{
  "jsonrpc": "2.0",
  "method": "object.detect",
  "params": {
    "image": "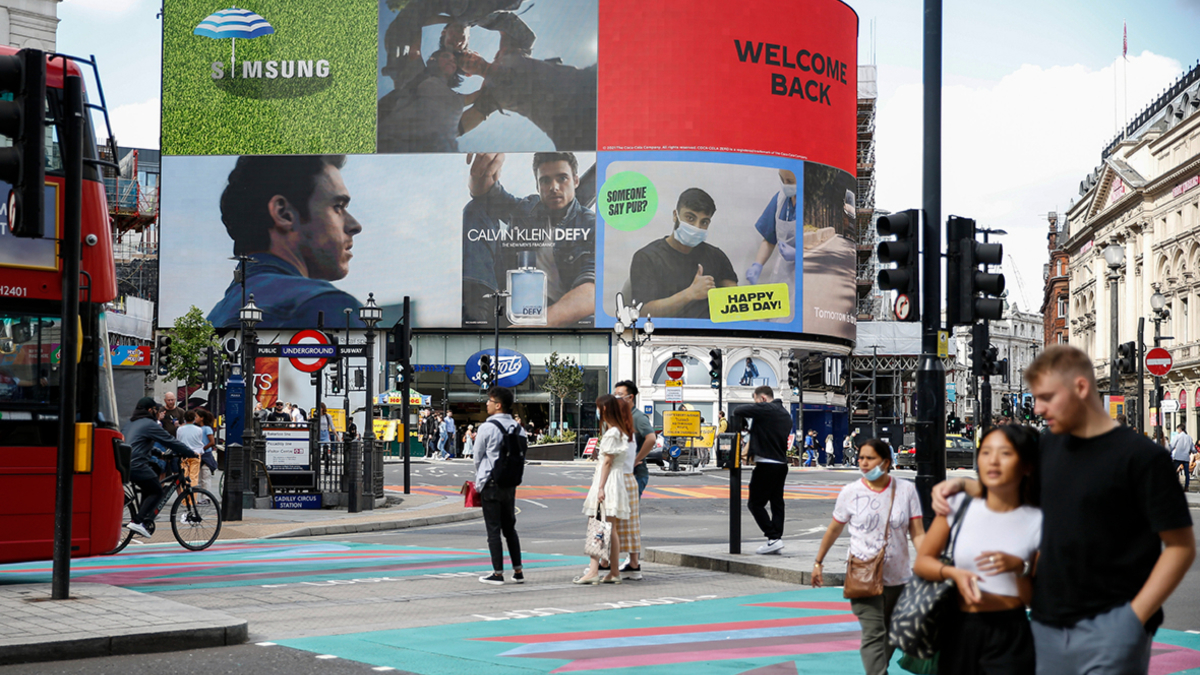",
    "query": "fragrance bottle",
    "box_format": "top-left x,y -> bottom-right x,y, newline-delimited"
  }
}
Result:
507,251 -> 548,325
